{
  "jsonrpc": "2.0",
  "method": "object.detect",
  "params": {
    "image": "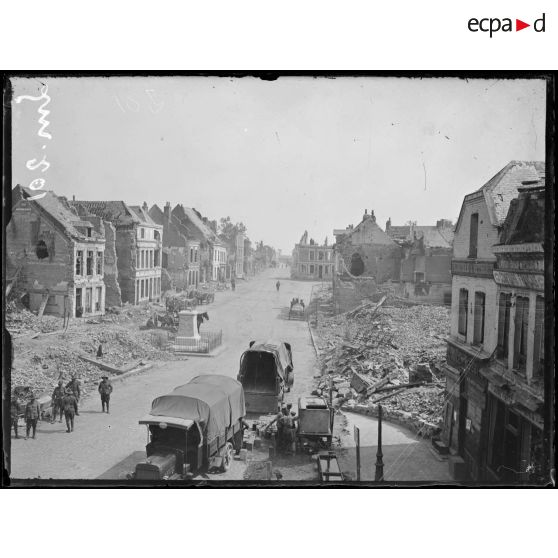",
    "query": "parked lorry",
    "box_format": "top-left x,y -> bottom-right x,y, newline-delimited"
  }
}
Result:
296,397 -> 334,452
237,340 -> 293,414
132,374 -> 246,480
